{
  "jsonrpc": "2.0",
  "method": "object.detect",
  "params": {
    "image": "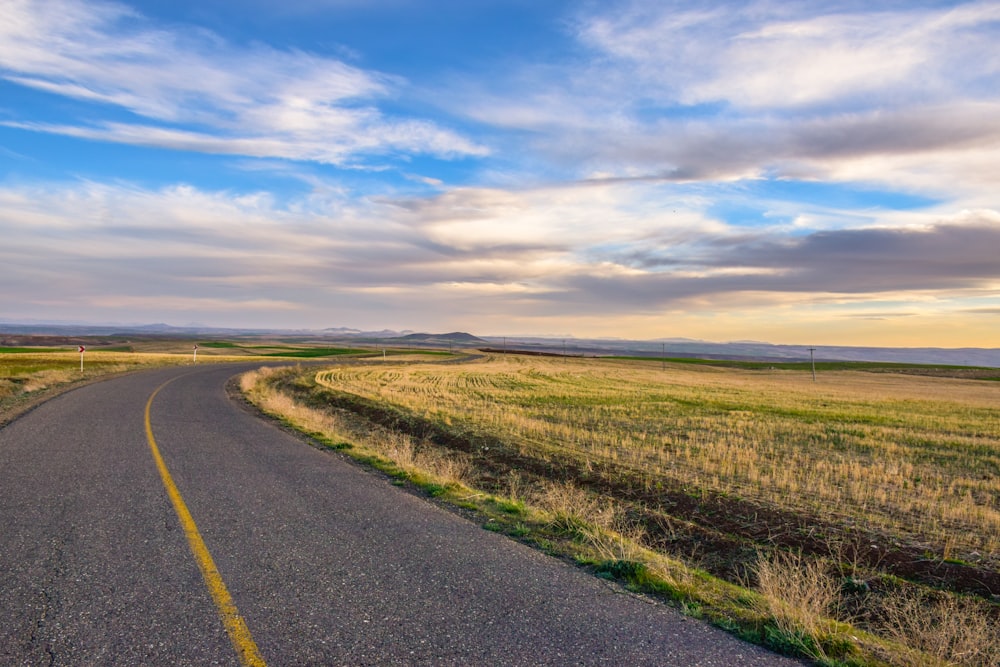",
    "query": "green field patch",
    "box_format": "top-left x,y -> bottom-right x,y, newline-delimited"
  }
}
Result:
0,347 -> 67,354
609,357 -> 1000,384
199,341 -> 240,348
